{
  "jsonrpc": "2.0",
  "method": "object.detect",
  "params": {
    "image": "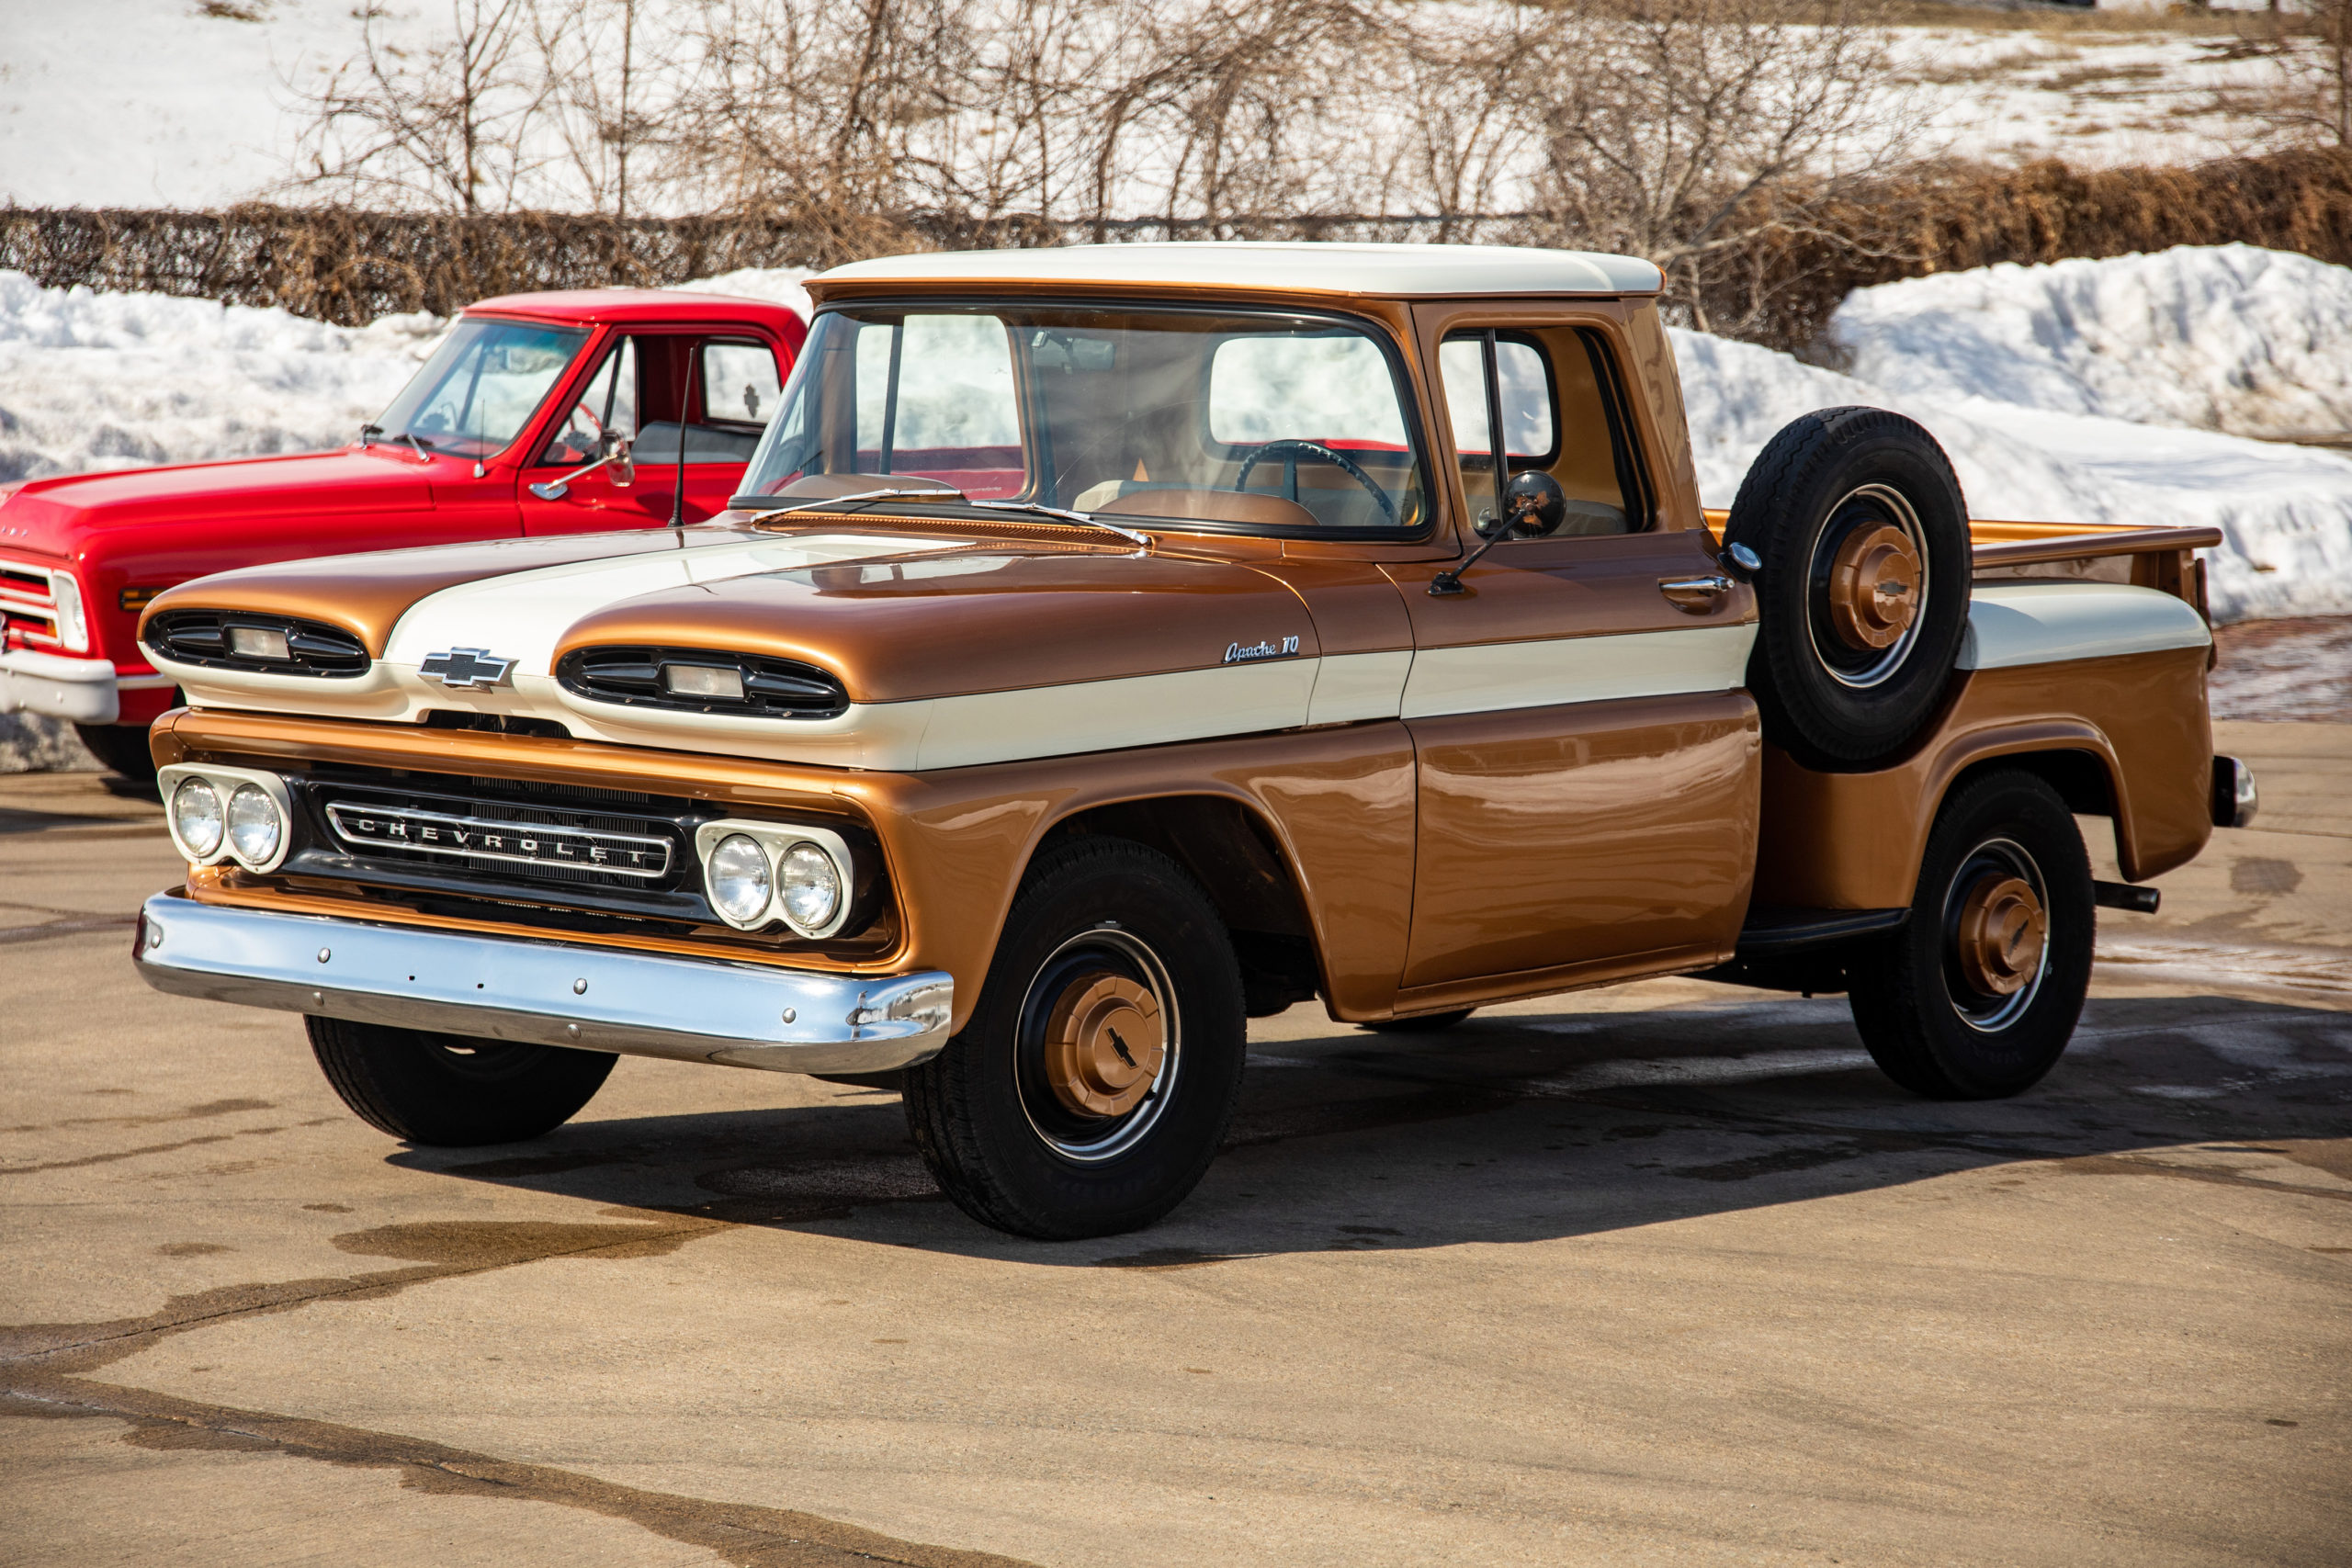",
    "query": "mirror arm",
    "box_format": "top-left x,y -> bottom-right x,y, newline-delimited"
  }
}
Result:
526,439 -> 631,502
1429,518 -> 1514,596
